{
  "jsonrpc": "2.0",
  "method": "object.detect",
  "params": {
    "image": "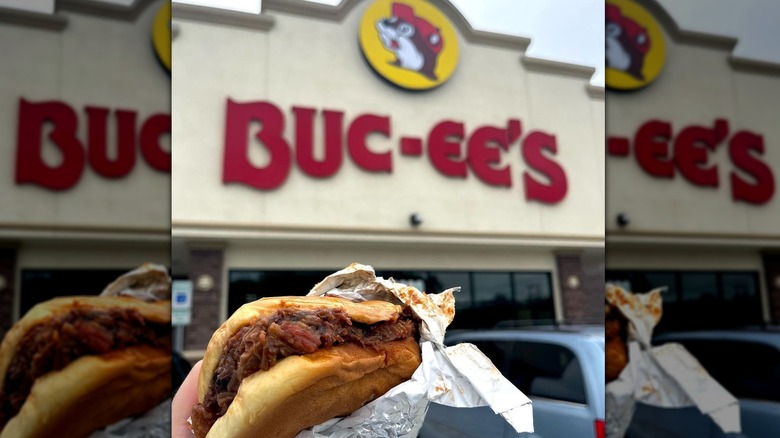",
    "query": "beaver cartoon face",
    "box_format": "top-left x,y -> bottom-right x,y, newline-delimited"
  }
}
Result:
606,4 -> 650,80
376,3 -> 443,80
